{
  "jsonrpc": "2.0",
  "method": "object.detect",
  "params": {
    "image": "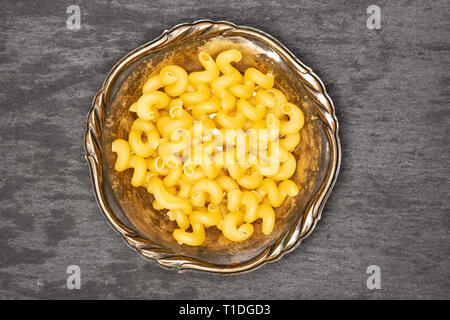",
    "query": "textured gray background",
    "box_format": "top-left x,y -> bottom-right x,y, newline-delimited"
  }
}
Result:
0,0 -> 449,299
